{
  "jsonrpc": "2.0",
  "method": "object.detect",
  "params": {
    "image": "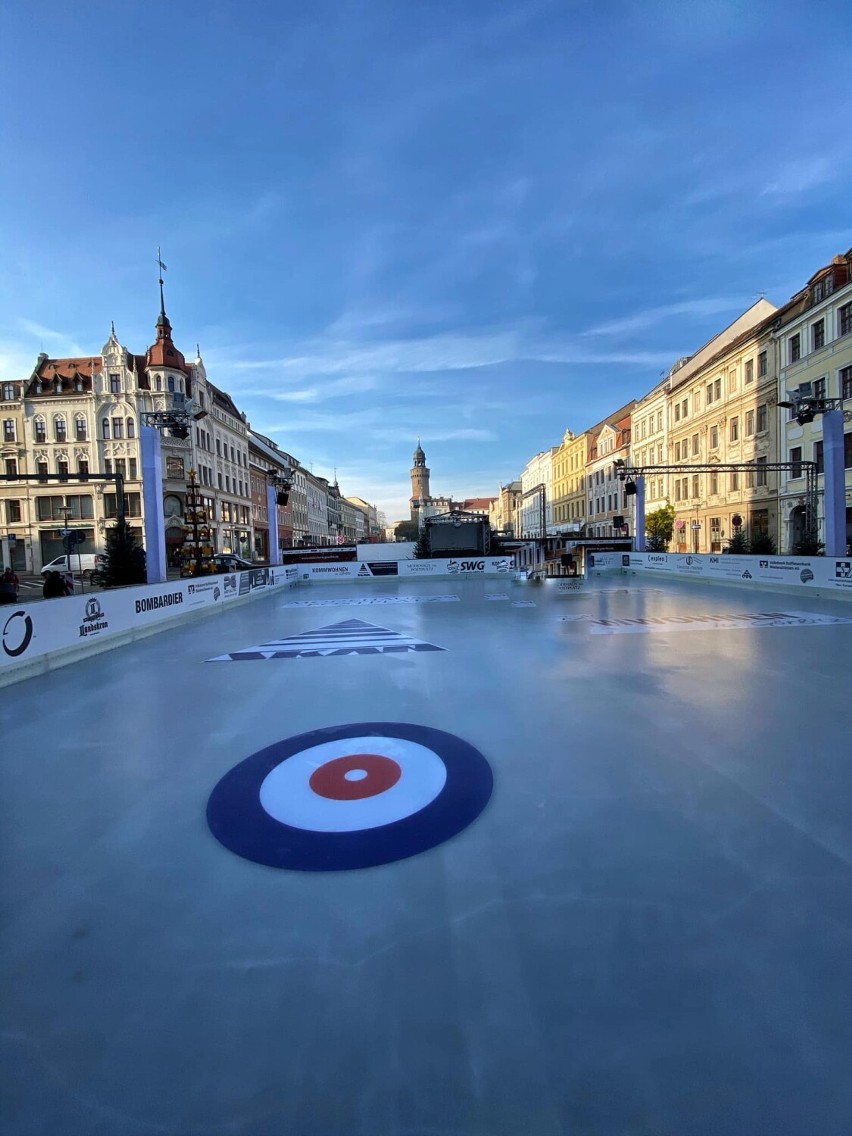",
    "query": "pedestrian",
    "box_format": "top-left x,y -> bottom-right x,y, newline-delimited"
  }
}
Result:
0,567 -> 18,604
43,571 -> 67,599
